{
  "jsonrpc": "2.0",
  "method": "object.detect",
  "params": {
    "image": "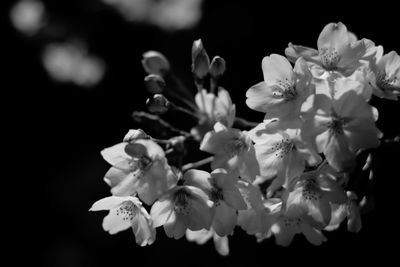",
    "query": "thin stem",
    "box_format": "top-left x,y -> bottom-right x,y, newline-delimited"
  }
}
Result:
182,156 -> 214,172
171,104 -> 201,120
233,117 -> 259,129
132,111 -> 191,137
